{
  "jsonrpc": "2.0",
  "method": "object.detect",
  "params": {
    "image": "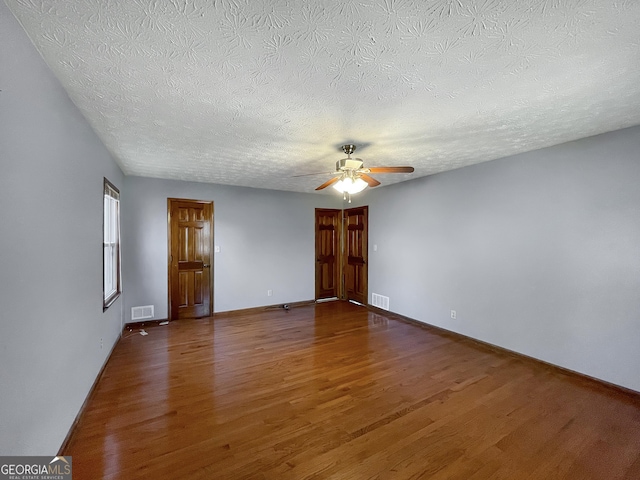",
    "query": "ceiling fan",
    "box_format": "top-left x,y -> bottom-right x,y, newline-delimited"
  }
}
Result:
298,144 -> 415,201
